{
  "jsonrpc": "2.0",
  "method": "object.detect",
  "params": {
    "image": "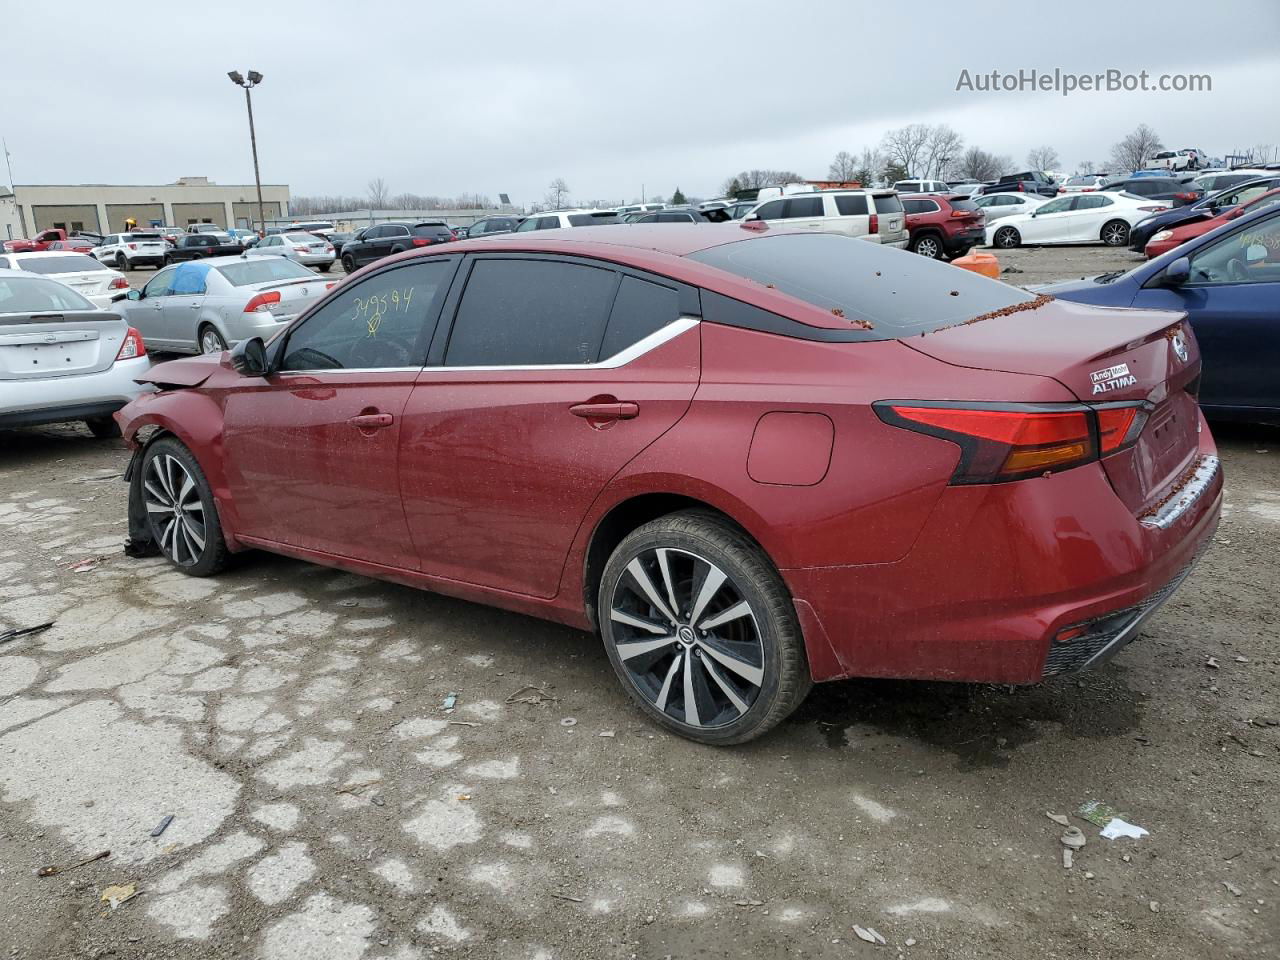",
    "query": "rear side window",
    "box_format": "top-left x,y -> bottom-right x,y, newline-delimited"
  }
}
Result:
834,195 -> 869,216
599,276 -> 680,359
783,197 -> 824,218
280,260 -> 453,371
446,259 -> 617,366
689,233 -> 1034,341
872,194 -> 904,214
